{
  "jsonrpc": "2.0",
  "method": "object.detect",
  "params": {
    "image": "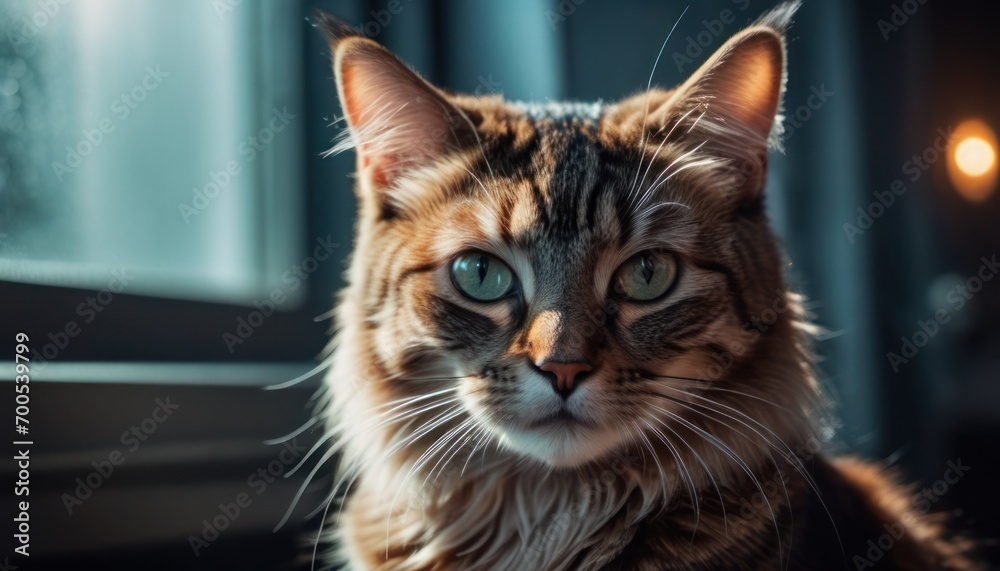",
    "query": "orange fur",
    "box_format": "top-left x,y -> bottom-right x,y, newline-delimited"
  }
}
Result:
310,4 -> 979,569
